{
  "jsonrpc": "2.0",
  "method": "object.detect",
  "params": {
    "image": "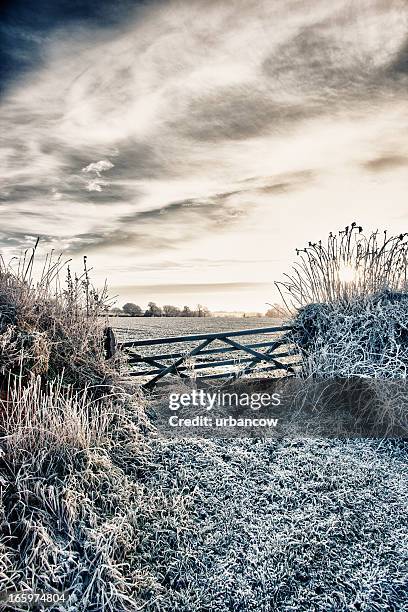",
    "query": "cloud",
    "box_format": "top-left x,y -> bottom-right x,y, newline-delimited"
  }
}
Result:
82,159 -> 114,174
389,38 -> 408,76
62,169 -> 315,255
170,86 -> 311,142
363,155 -> 408,172
66,190 -> 248,254
112,281 -> 271,296
81,160 -> 114,191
